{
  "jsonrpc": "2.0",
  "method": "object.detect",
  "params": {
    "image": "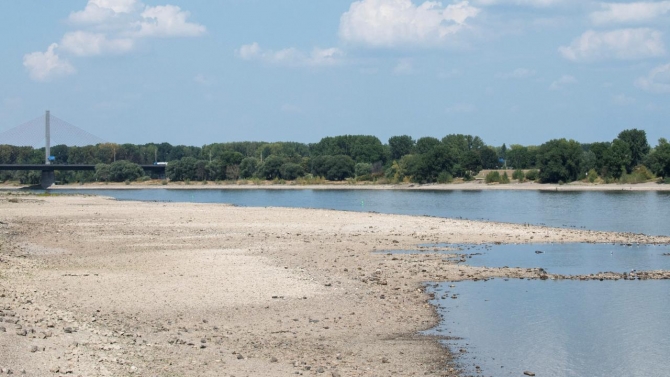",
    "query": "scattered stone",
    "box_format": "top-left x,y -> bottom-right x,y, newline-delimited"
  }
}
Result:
16,329 -> 26,336
331,372 -> 341,377
381,357 -> 389,363
270,357 -> 278,363
236,354 -> 244,360
316,367 -> 325,373
524,371 -> 536,376
0,326 -> 5,332
30,345 -> 39,353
